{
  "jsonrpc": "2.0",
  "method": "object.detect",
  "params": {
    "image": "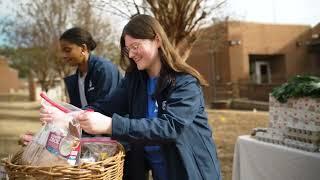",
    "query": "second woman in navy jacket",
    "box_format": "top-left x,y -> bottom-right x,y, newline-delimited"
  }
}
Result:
60,27 -> 122,109
21,28 -> 122,144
